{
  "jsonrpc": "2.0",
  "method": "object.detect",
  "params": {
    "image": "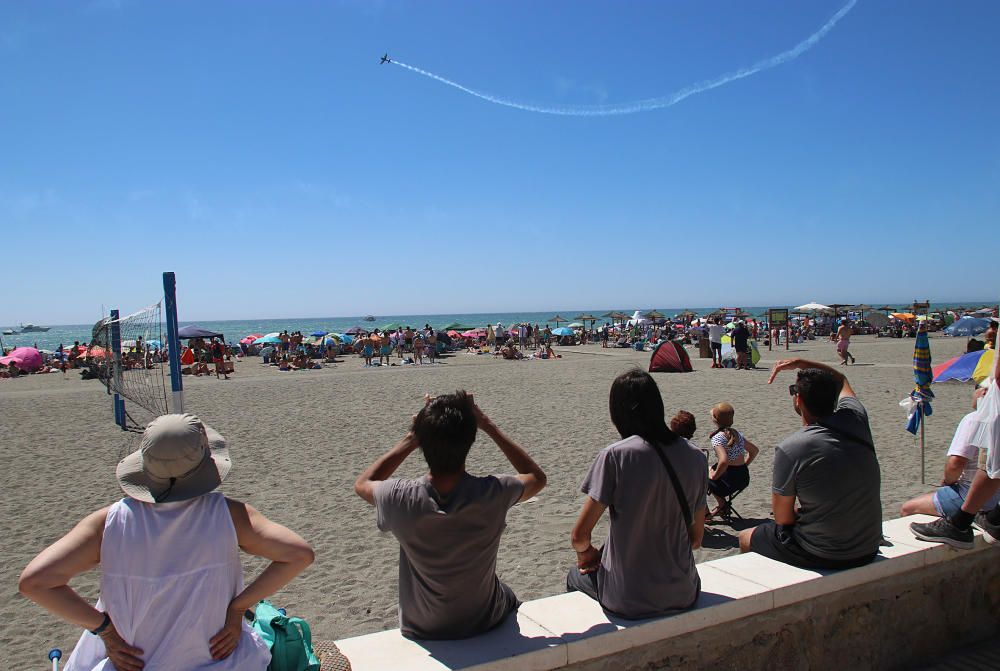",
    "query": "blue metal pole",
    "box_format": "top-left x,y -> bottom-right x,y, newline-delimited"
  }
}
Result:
110,309 -> 125,430
163,272 -> 184,413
